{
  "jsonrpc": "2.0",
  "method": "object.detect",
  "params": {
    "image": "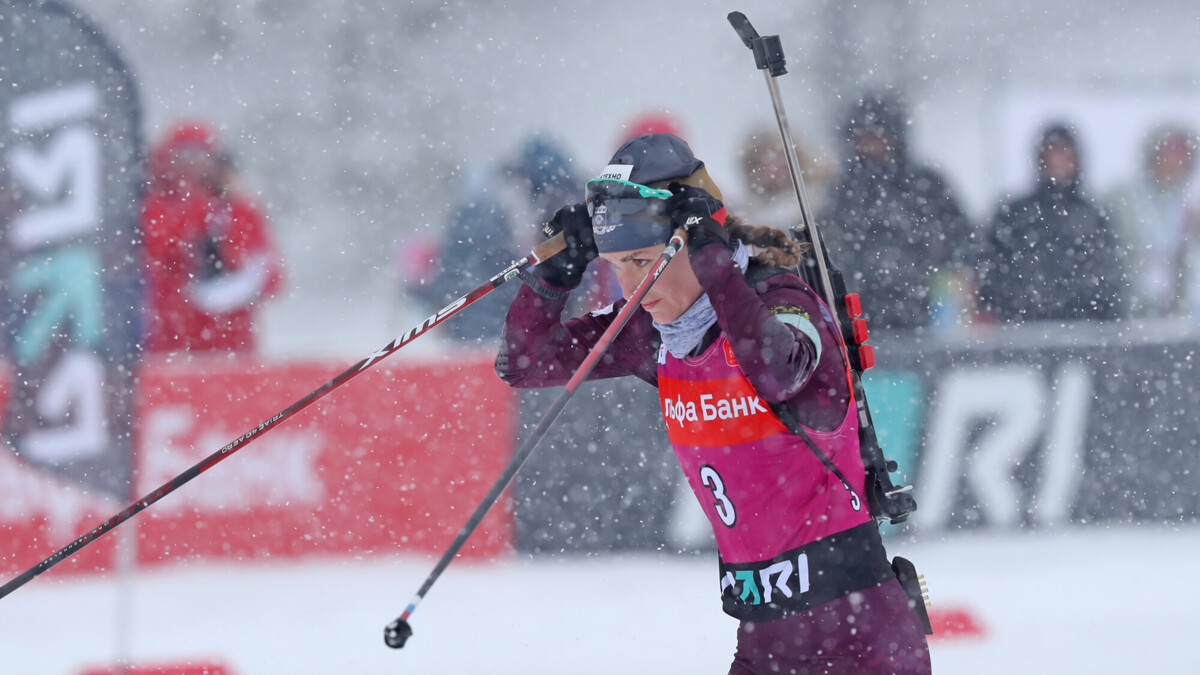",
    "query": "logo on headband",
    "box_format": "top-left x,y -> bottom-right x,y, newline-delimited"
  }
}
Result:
596,164 -> 634,181
592,204 -> 619,235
